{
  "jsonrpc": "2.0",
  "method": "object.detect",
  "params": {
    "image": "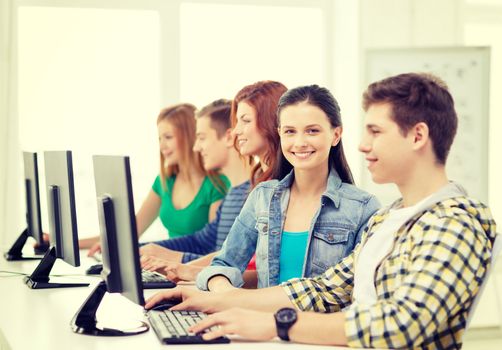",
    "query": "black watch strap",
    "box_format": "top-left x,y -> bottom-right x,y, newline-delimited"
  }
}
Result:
277,325 -> 290,341
274,307 -> 298,341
